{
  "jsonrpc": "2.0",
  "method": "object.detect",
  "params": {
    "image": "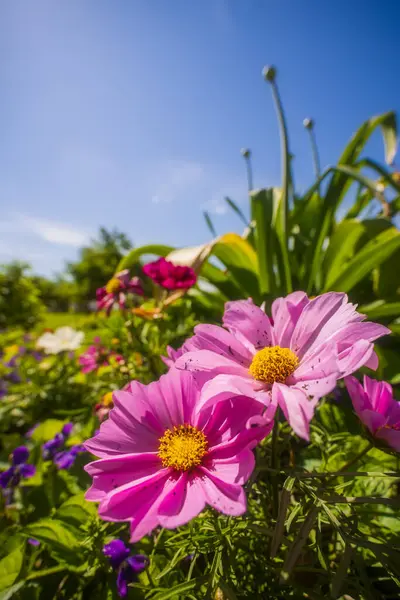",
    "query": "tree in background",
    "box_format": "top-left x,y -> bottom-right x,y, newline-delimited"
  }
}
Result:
66,228 -> 132,310
0,262 -> 45,330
